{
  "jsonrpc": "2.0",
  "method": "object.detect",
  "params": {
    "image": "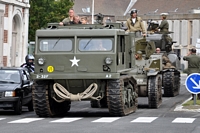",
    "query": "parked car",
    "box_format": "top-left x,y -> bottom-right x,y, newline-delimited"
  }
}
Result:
0,67 -> 33,114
